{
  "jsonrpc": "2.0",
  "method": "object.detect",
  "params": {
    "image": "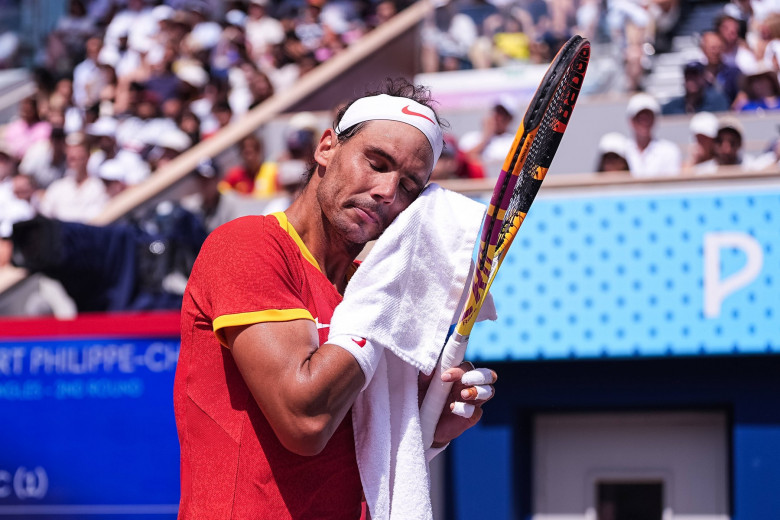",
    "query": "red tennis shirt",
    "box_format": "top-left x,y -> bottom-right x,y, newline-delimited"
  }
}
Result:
174,213 -> 363,519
